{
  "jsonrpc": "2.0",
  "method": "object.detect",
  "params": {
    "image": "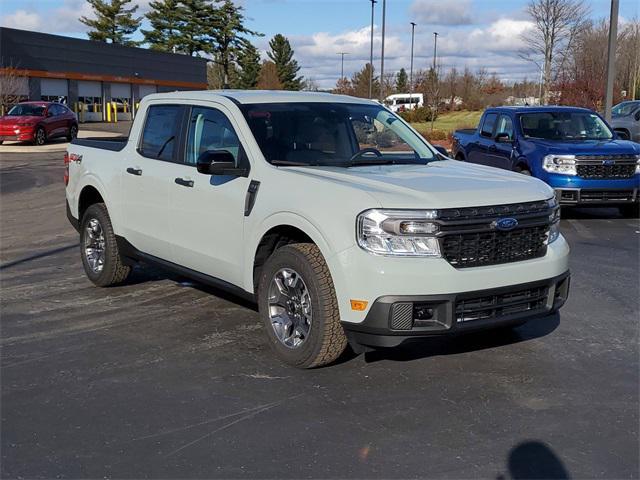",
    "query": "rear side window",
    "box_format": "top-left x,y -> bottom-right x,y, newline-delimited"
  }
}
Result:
140,105 -> 181,161
481,113 -> 497,137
